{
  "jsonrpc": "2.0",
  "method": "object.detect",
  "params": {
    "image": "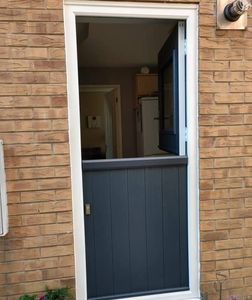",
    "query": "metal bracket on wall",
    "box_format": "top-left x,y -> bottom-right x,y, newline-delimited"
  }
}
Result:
217,0 -> 247,29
